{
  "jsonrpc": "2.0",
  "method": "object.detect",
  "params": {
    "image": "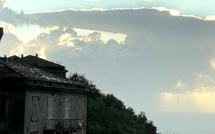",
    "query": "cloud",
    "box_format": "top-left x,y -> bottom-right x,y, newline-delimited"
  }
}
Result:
0,0 -> 6,8
152,7 -> 180,16
210,59 -> 215,70
65,28 -> 77,37
37,46 -> 46,59
2,6 -> 215,114
175,81 -> 187,90
57,33 -> 76,47
5,28 -> 136,60
205,16 -> 215,21
0,7 -> 25,26
160,87 -> 215,113
9,43 -> 24,55
1,31 -> 23,56
160,73 -> 215,113
87,32 -> 102,43
42,26 -> 59,34
2,7 -> 215,51
125,33 -> 147,50
21,8 -> 215,55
